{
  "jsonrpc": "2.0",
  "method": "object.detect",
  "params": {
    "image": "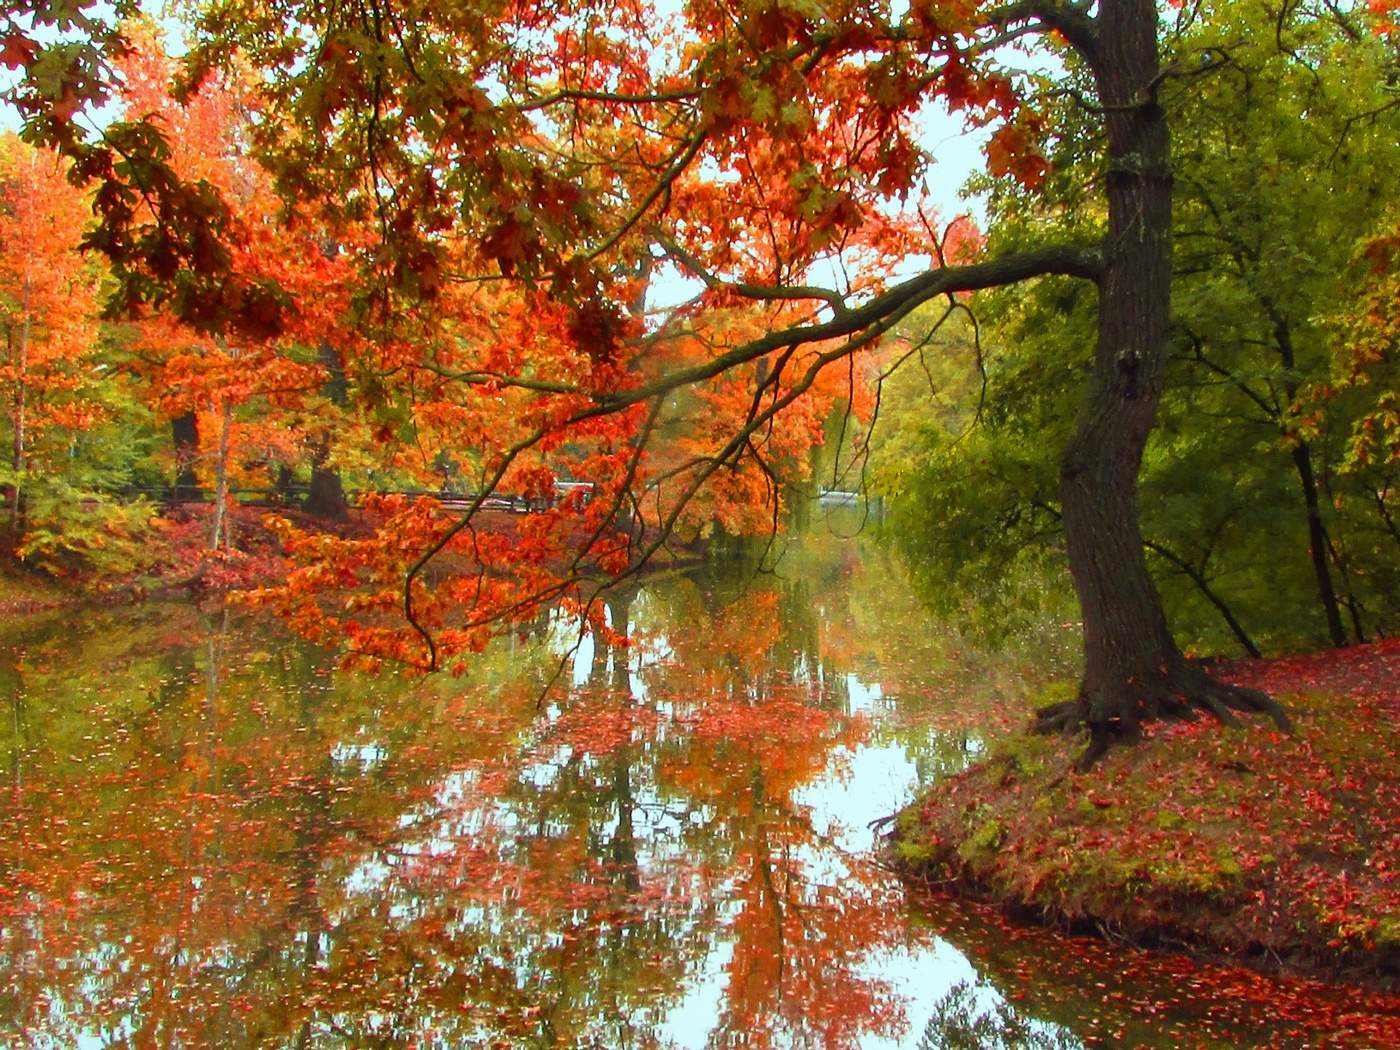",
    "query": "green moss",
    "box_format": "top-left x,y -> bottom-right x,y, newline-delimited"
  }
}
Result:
1074,797 -> 1102,820
891,806 -> 940,866
959,817 -> 1005,862
1212,847 -> 1244,880
1029,679 -> 1078,709
1375,916 -> 1400,947
988,733 -> 1057,779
